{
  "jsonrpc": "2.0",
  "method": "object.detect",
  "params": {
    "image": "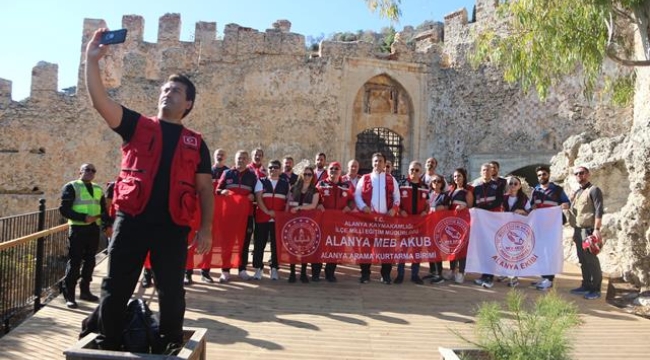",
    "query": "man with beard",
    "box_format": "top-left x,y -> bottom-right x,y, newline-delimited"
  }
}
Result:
217,150 -> 258,282
343,159 -> 361,187
355,152 -> 400,284
314,152 -> 328,182
569,166 -> 604,300
530,165 -> 570,291
316,161 -> 355,282
422,157 -> 439,187
85,28 -> 213,351
280,156 -> 298,186
248,148 -> 267,179
211,149 -> 229,184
